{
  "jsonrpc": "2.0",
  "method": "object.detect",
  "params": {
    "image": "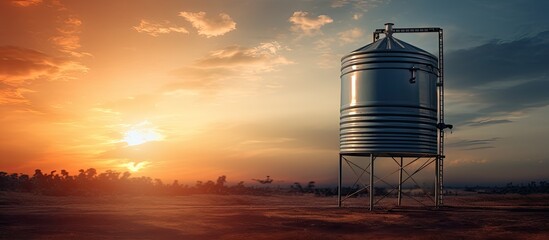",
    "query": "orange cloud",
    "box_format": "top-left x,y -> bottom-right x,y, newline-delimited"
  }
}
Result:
170,41 -> 292,91
288,11 -> 333,35
51,17 -> 81,50
0,46 -> 87,104
133,19 -> 189,37
1,46 -> 64,85
179,11 -> 236,38
6,0 -> 89,58
0,85 -> 33,105
10,0 -> 42,7
51,16 -> 90,57
194,42 -> 292,70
